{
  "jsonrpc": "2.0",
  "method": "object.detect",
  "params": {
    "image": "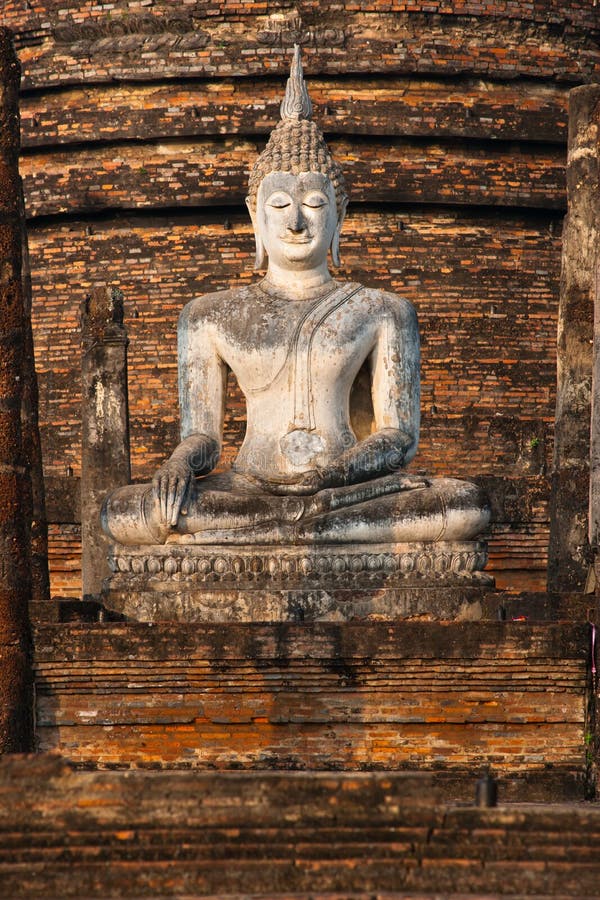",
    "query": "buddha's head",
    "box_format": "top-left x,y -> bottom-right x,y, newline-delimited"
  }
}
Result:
246,46 -> 348,271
